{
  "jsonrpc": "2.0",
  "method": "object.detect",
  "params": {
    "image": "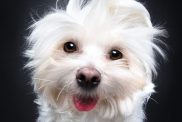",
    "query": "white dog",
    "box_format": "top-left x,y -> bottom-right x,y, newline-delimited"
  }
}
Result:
25,0 -> 165,122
